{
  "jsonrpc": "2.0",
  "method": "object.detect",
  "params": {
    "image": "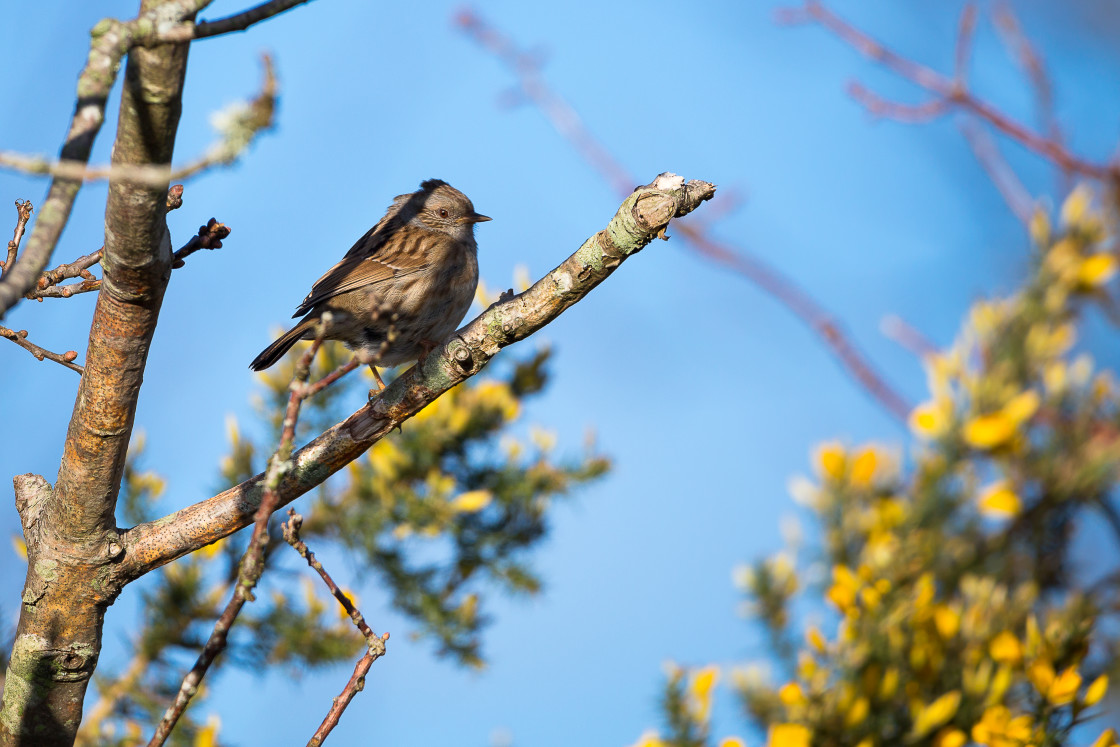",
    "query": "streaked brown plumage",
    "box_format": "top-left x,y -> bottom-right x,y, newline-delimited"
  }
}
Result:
250,179 -> 489,377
